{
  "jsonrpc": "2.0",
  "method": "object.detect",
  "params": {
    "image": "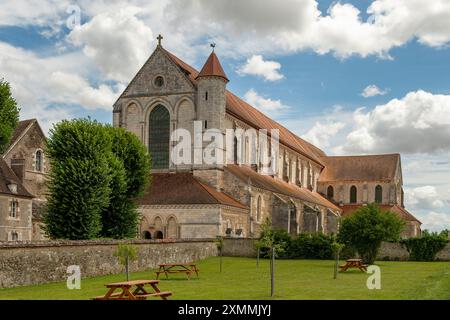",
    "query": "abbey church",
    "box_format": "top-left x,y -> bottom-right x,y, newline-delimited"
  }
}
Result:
112,38 -> 421,240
